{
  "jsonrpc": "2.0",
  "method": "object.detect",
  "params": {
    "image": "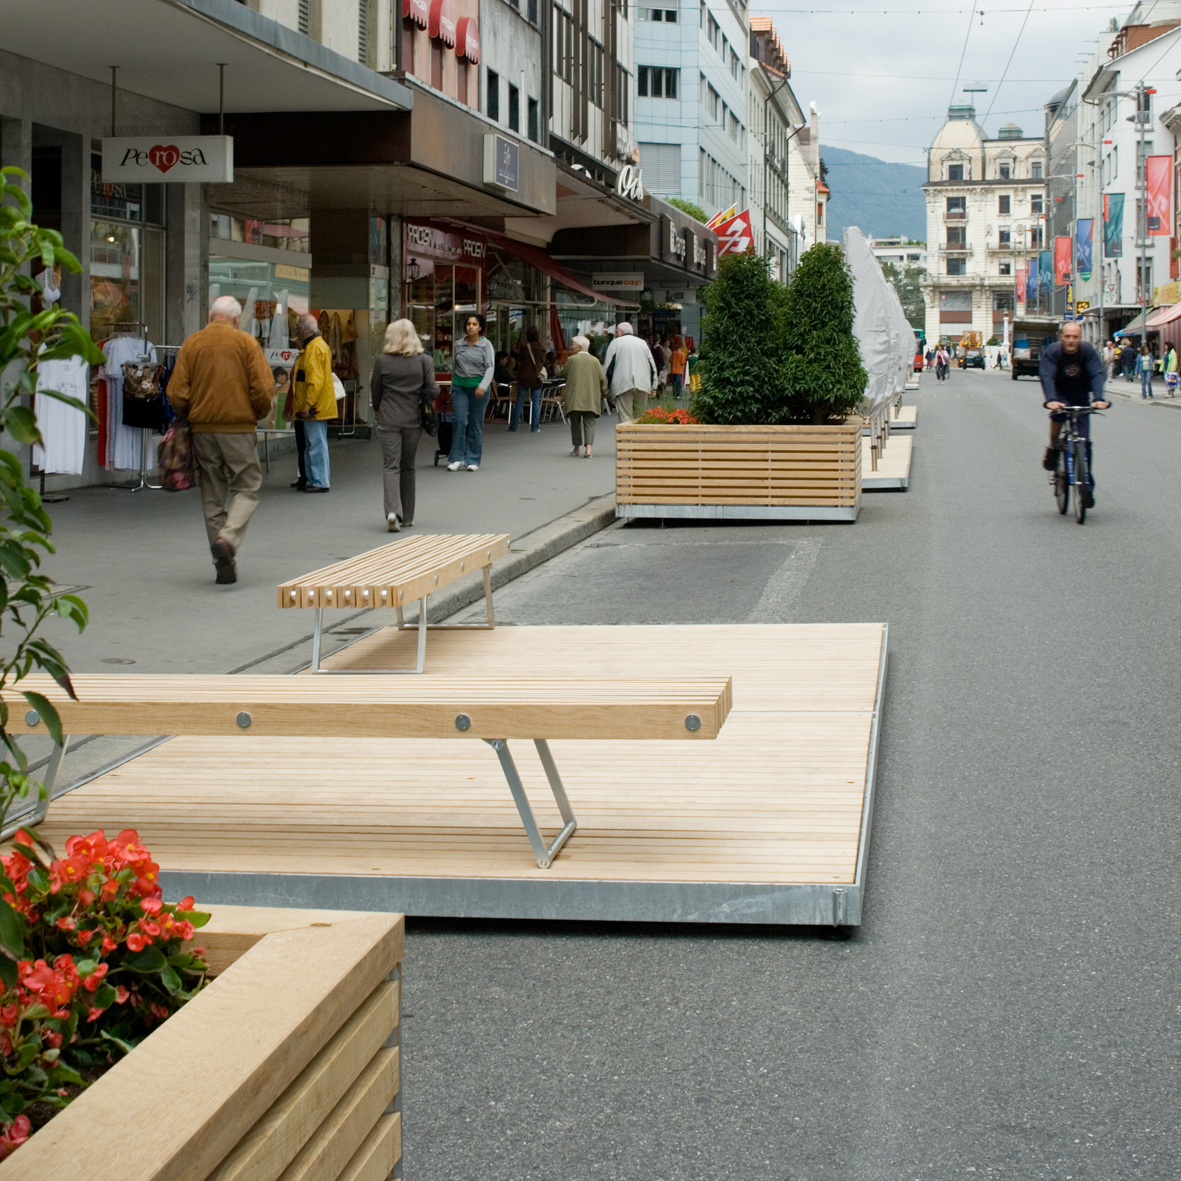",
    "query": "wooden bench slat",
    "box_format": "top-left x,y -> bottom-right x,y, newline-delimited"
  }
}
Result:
4,674 -> 732,740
